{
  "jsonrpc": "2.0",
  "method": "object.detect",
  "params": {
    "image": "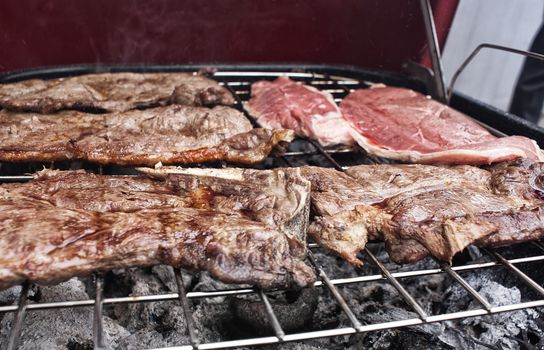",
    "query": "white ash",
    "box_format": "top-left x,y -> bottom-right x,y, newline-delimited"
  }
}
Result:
108,268 -> 192,348
0,285 -> 22,323
439,270 -> 541,350
0,244 -> 543,349
0,279 -> 129,350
